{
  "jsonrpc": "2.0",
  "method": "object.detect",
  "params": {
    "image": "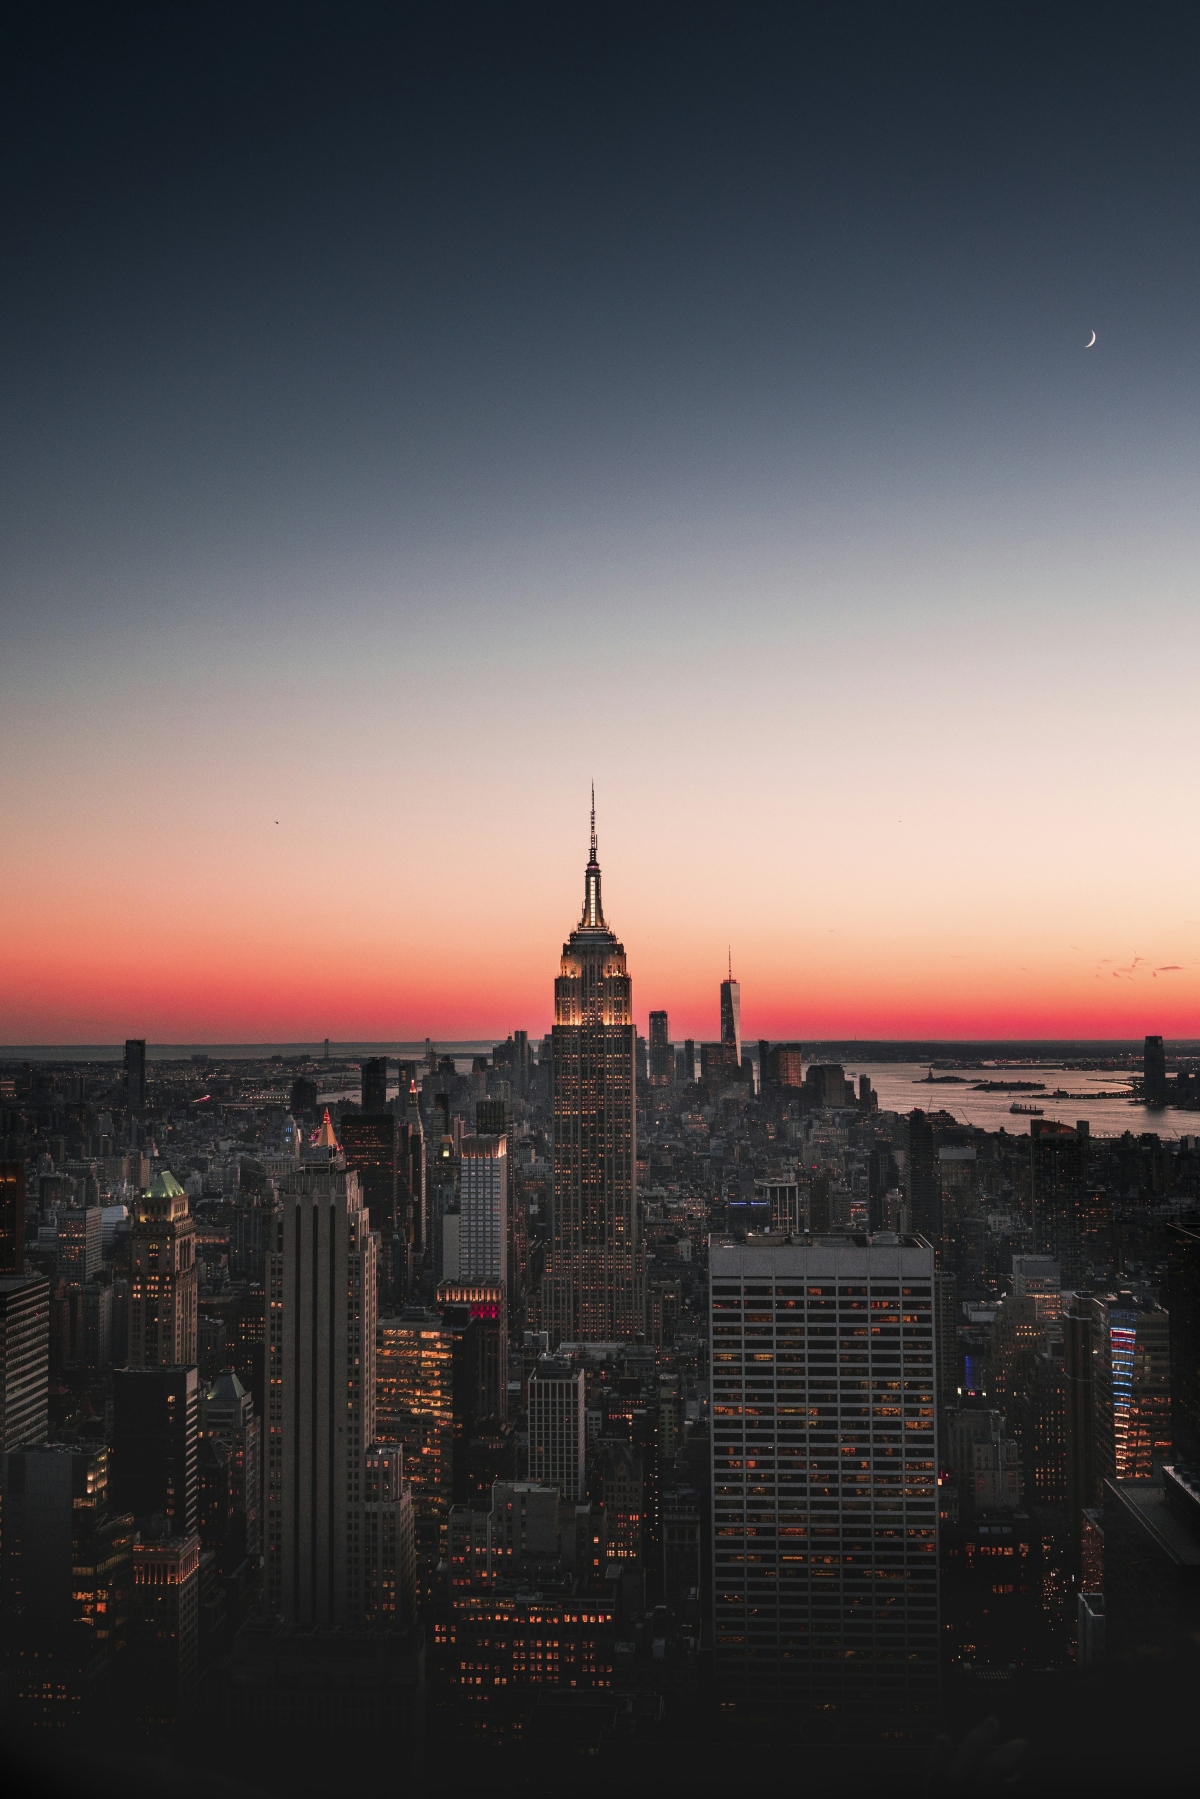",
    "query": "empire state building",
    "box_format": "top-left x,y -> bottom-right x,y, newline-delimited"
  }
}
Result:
544,801 -> 642,1343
